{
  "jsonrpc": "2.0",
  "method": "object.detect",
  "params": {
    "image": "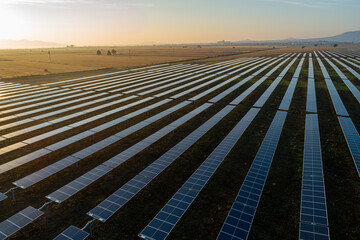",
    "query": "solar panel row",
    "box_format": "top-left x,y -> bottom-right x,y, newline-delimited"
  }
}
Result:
47,56 -> 280,238
113,66 -> 205,94
217,110 -> 287,240
0,94 -> 122,131
139,108 -> 260,240
0,95 -> 138,155
11,99 -> 175,187
0,96 -> 154,173
53,54 -> 296,240
253,55 -> 299,108
320,52 -> 360,104
1,54 -> 317,240
316,51 -> 360,176
46,103 -> 212,203
88,105 -> 235,222
8,58 -> 266,194
278,54 -> 306,111
209,57 -> 277,103
121,59 -> 251,95
0,88 -> 71,105
0,206 -> 43,240
316,55 -> 349,117
1,92 -> 107,138
53,225 -> 89,240
216,54 -> 309,240
77,58 -> 252,93
0,58 -> 253,136
0,85 -> 47,96
137,73 -> 205,96
157,59 -> 265,99
89,65 -> 201,92
183,59 -> 269,102
299,114 -> 330,240
50,57 -> 244,89
41,63 -> 170,87
0,86 -> 57,100
0,90 -> 84,115
230,56 -> 292,105
80,64 -> 194,91
337,57 -> 360,72
323,51 -> 360,77
0,89 -> 76,112
337,117 -> 360,177
306,56 -> 317,113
